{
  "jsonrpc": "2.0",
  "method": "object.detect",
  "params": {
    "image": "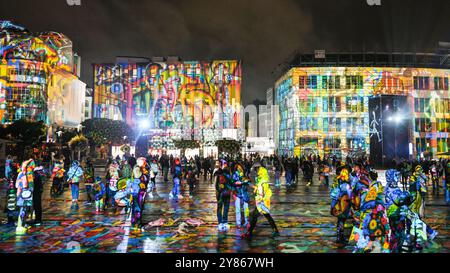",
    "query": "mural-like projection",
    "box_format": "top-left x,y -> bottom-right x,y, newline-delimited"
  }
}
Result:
93,60 -> 242,130
0,20 -> 79,124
